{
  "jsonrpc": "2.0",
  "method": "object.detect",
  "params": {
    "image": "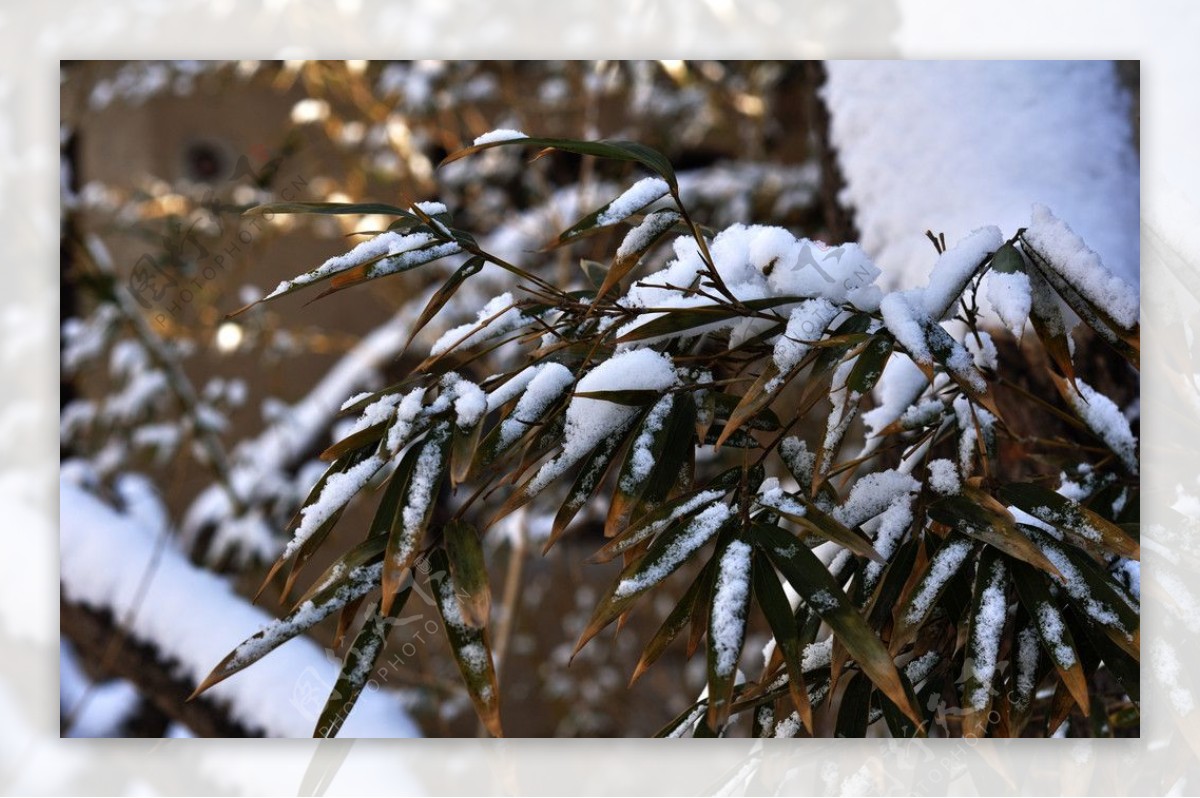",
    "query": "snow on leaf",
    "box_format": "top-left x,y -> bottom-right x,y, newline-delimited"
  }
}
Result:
528,348 -> 677,495
1024,204 -> 1138,330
